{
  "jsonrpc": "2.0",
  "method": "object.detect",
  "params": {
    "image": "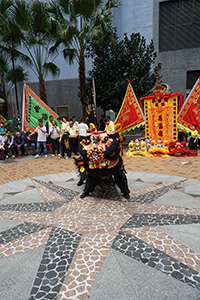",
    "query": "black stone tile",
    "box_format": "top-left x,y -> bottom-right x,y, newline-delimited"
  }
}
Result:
29,227 -> 81,300
112,229 -> 200,290
97,184 -> 121,201
122,214 -> 200,228
0,222 -> 50,244
0,202 -> 67,212
33,179 -> 79,200
128,181 -> 183,204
